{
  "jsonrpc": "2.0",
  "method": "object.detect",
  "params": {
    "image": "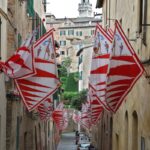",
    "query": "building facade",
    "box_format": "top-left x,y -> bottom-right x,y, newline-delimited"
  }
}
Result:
92,0 -> 150,150
0,1 -> 8,150
76,41 -> 93,91
46,0 -> 101,74
4,1 -> 55,150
